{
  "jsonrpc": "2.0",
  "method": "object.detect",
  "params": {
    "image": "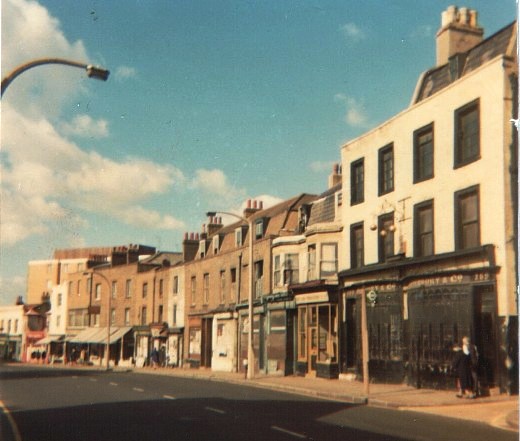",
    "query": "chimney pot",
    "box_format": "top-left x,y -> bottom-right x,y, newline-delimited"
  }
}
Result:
259,201 -> 263,210
247,199 -> 252,209
253,200 -> 257,209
